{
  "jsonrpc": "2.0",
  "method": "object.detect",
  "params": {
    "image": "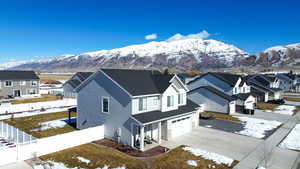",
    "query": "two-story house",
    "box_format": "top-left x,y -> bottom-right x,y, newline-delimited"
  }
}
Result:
187,72 -> 256,114
63,72 -> 93,98
75,69 -> 200,151
0,70 -> 40,99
